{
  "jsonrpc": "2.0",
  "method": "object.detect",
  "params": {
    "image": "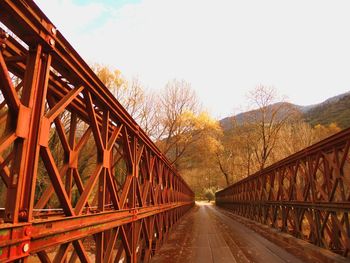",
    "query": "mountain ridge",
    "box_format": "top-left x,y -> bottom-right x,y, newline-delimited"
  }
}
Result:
220,91 -> 350,130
